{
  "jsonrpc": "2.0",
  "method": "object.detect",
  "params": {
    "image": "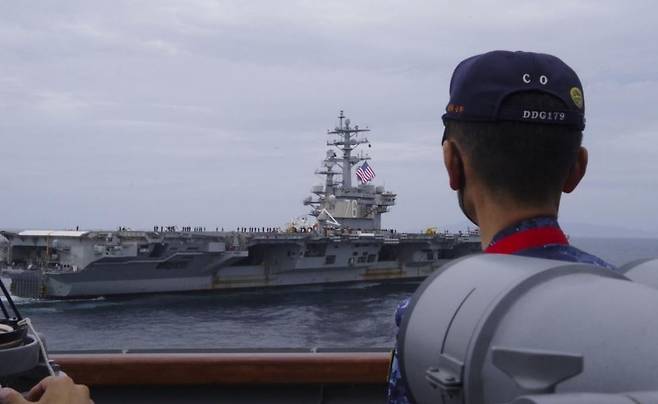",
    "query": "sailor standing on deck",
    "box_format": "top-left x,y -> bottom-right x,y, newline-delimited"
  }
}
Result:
386,50 -> 615,404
